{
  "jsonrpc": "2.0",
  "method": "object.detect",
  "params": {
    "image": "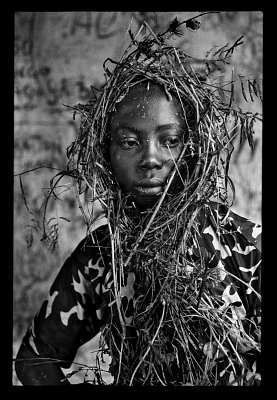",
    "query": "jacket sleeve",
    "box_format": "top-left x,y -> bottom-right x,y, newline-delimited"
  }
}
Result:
21,226 -> 112,368
195,203 -> 262,384
197,202 -> 261,326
